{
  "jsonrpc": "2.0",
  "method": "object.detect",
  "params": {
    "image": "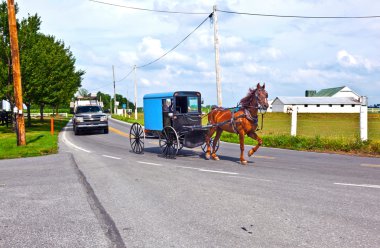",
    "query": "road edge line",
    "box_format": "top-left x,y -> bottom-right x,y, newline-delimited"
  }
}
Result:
68,153 -> 126,248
